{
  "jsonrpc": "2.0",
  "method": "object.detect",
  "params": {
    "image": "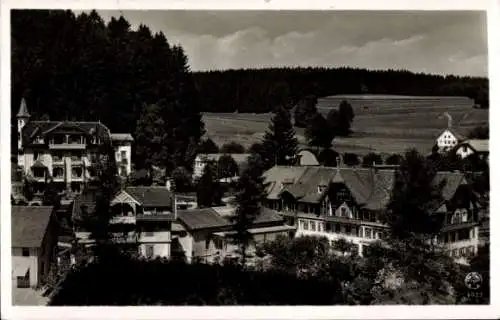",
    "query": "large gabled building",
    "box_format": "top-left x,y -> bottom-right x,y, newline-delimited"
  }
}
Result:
15,98 -> 133,196
262,163 -> 480,260
12,206 -> 59,288
72,186 -> 177,259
